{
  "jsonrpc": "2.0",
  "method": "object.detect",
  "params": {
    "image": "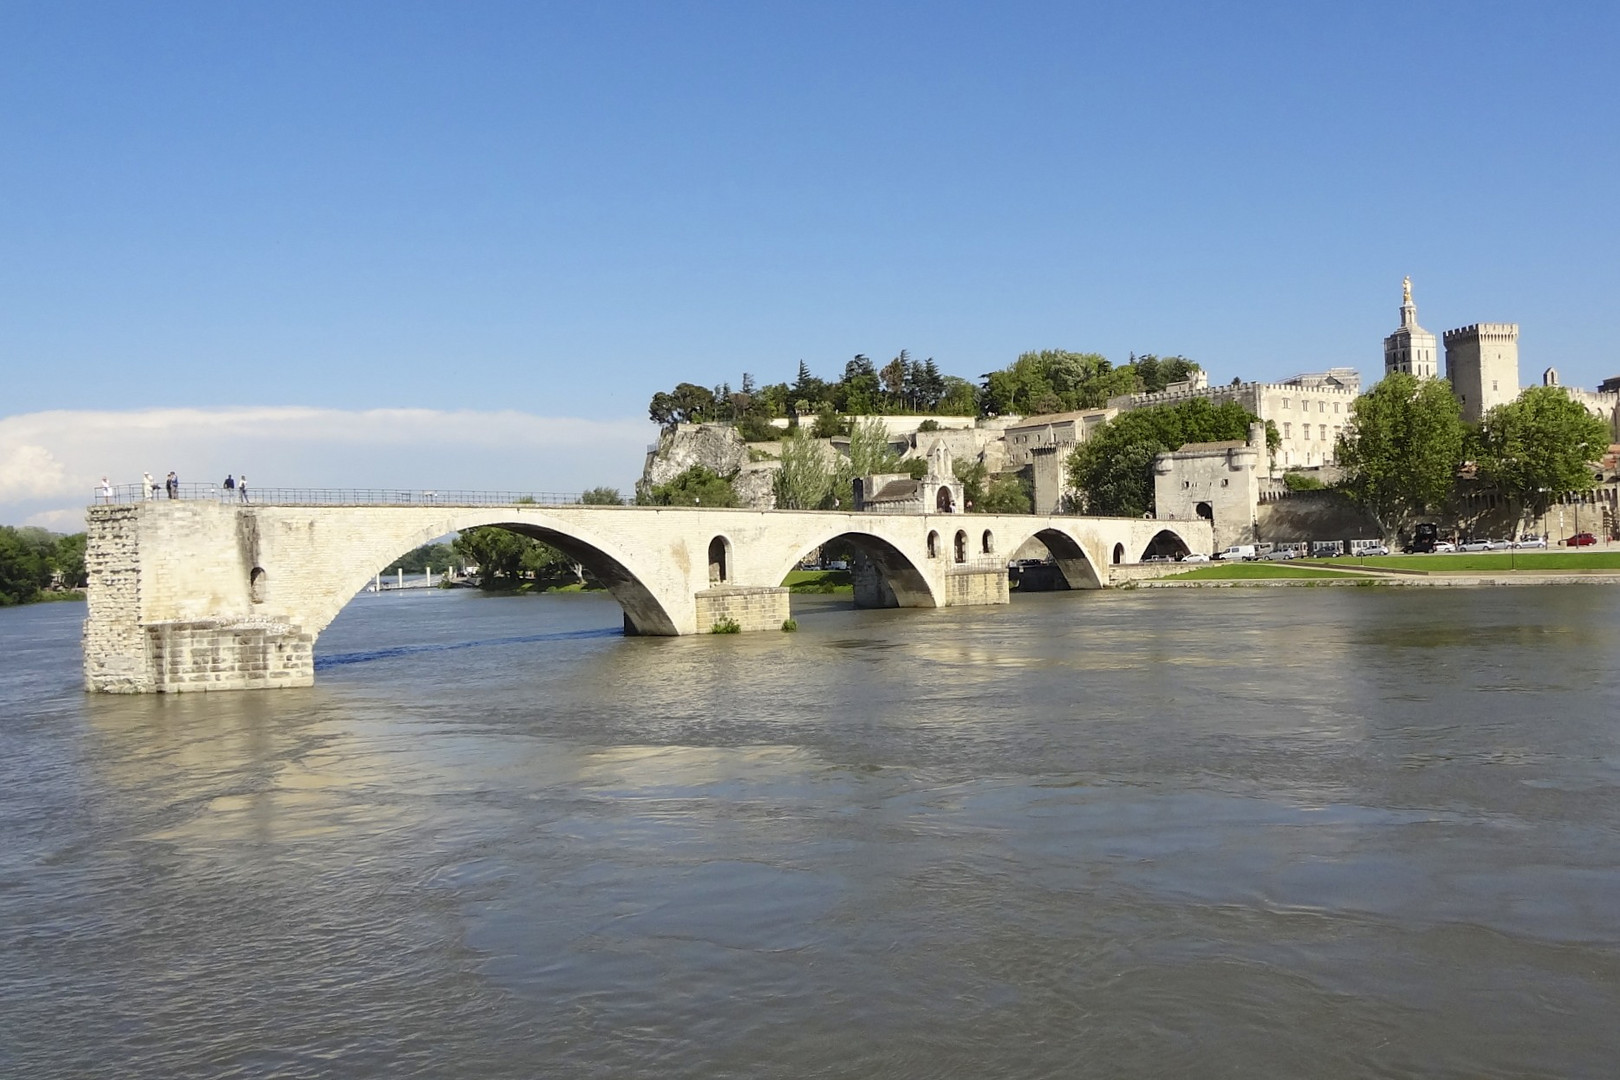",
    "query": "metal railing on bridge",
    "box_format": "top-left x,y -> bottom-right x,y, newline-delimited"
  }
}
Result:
93,484 -> 591,508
